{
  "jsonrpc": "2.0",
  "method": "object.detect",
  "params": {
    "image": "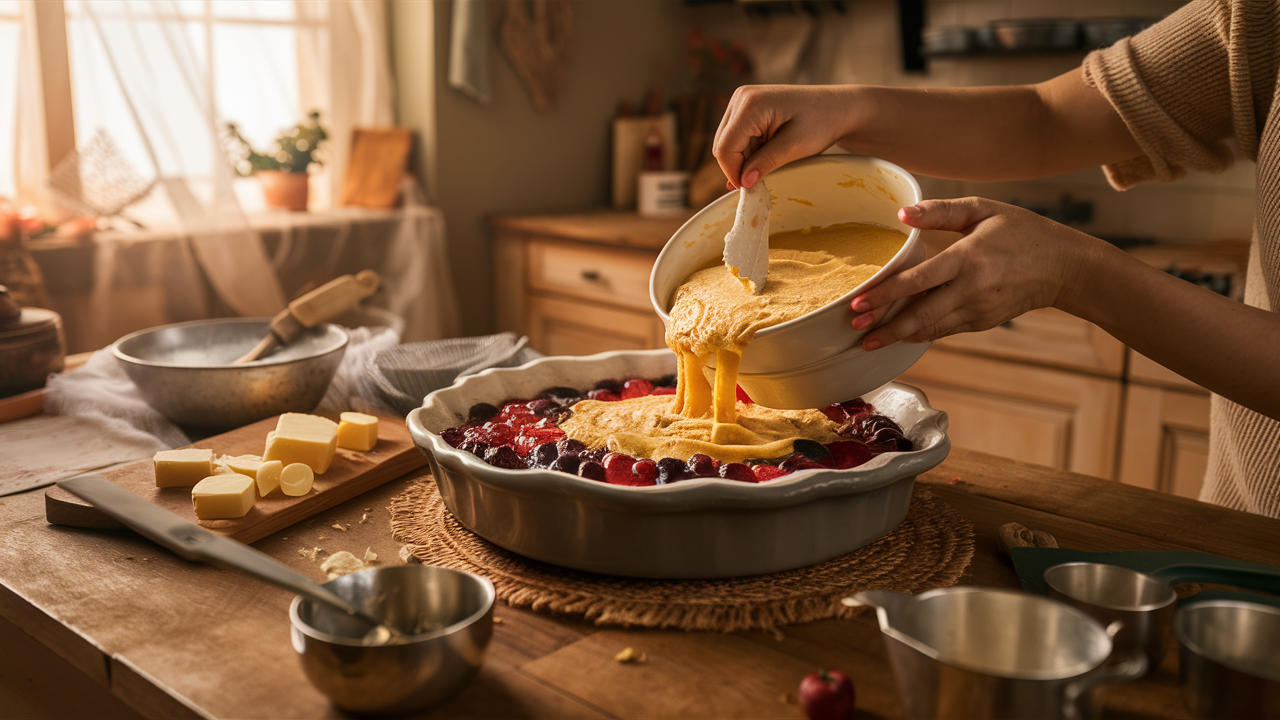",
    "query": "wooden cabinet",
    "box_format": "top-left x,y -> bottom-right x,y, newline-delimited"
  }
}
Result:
899,347 -> 1123,479
1117,385 -> 1211,499
491,212 -> 689,356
